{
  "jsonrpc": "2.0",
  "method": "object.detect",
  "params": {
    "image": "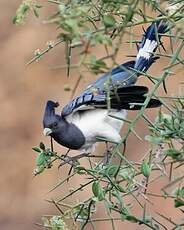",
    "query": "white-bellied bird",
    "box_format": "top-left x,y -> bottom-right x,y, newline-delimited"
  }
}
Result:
43,19 -> 167,155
